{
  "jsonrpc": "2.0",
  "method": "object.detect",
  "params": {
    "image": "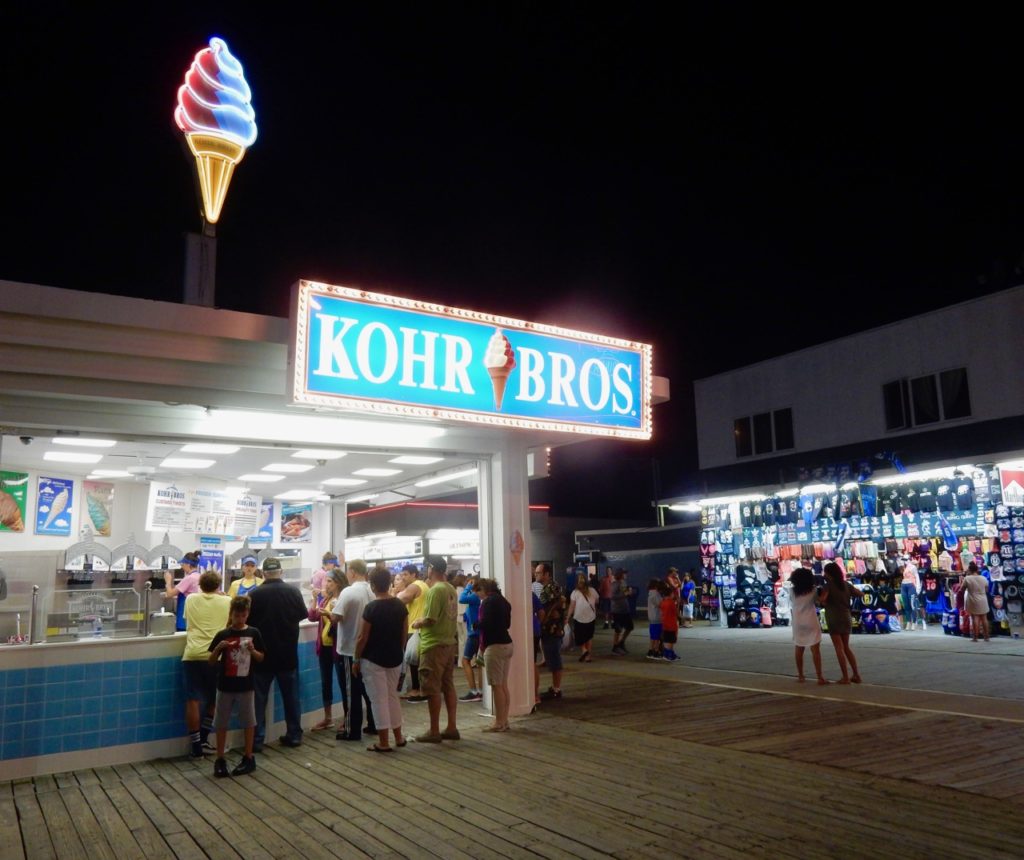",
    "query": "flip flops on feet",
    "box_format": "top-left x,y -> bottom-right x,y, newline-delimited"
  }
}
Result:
311,719 -> 333,731
367,744 -> 393,753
